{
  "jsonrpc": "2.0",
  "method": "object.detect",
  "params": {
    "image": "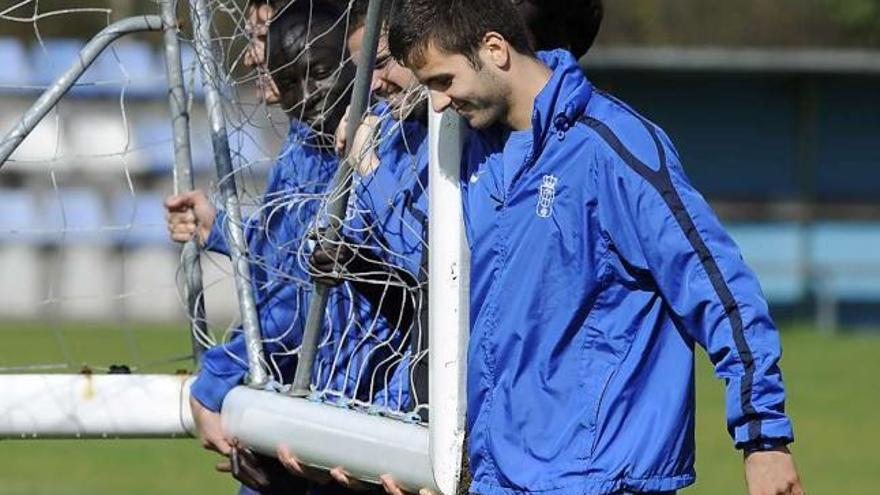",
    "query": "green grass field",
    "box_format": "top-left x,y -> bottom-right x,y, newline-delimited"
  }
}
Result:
0,323 -> 877,494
